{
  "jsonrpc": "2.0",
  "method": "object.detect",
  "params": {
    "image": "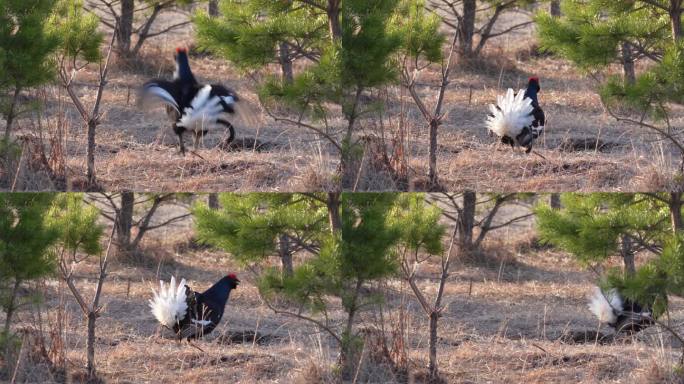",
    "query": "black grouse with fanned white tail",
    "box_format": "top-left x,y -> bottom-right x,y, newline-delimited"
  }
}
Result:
486,77 -> 545,153
587,286 -> 654,334
149,274 -> 240,340
140,47 -> 239,154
